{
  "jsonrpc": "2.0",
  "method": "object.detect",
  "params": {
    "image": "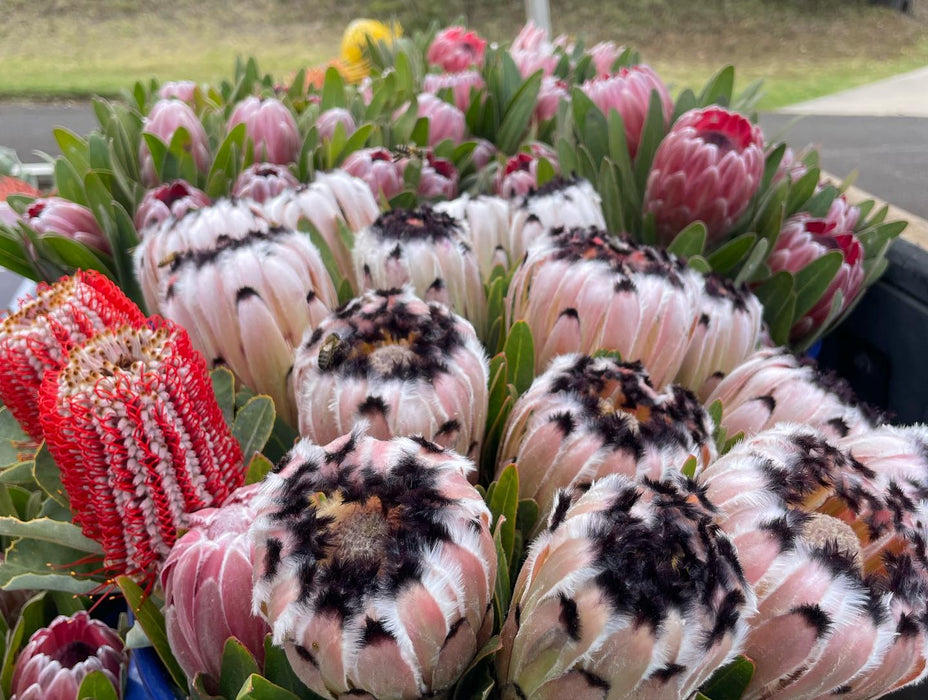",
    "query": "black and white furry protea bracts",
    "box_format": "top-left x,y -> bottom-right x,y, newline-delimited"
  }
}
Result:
434,194 -> 511,281
497,474 -> 752,700
292,288 -> 488,461
498,354 -> 715,531
250,430 -> 497,700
